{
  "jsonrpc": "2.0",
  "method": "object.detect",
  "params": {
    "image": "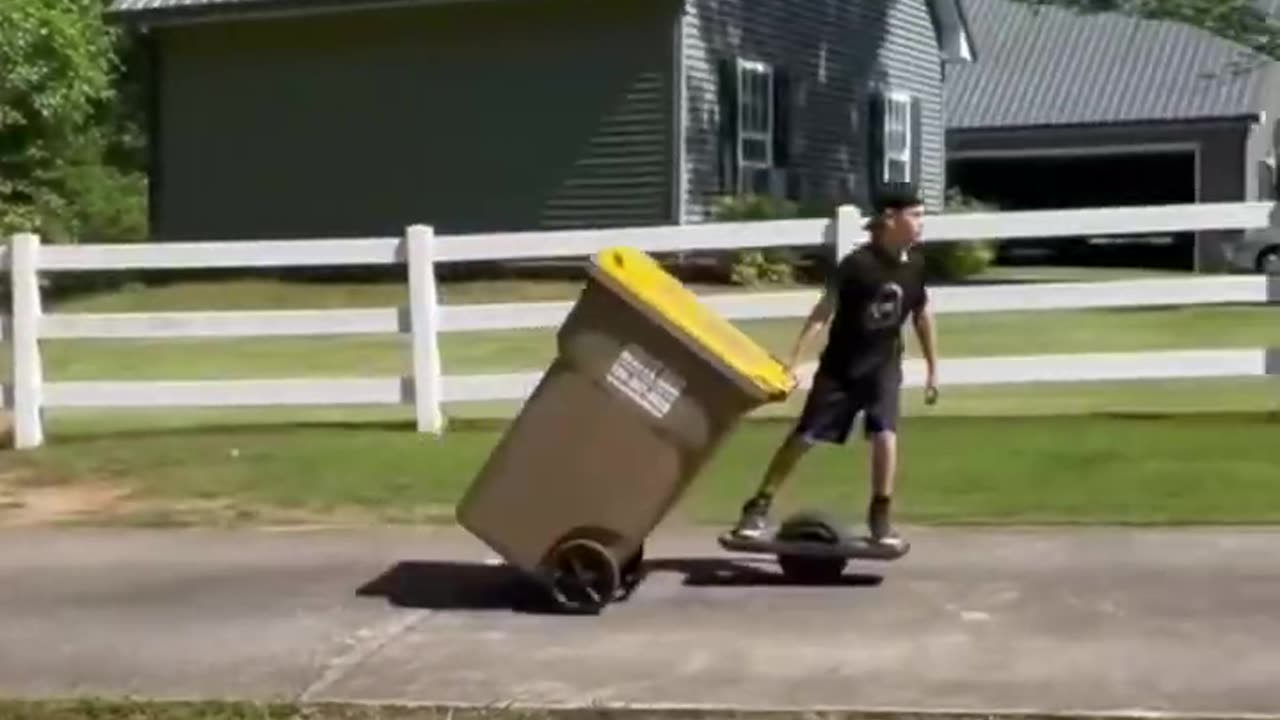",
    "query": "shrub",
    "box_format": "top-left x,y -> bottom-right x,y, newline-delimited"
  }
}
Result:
923,188 -> 997,282
710,194 -> 801,287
